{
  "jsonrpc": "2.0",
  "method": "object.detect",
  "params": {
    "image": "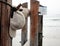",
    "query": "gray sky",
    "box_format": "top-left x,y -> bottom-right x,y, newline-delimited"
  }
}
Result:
12,0 -> 47,7
12,0 -> 47,5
